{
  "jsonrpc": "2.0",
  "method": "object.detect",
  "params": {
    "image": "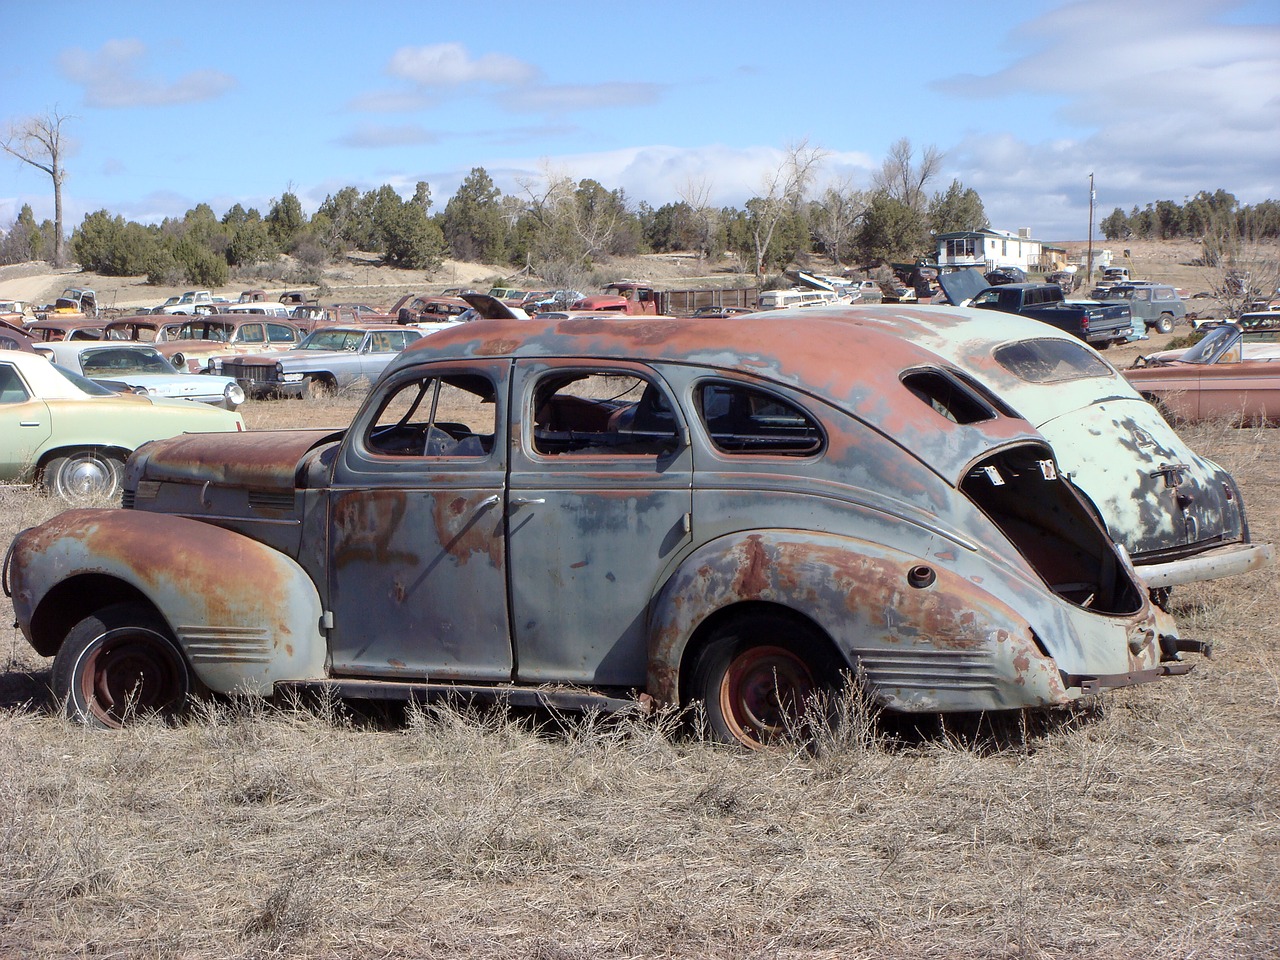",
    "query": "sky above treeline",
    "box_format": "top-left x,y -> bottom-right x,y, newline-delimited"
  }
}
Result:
3,0 -> 1277,243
